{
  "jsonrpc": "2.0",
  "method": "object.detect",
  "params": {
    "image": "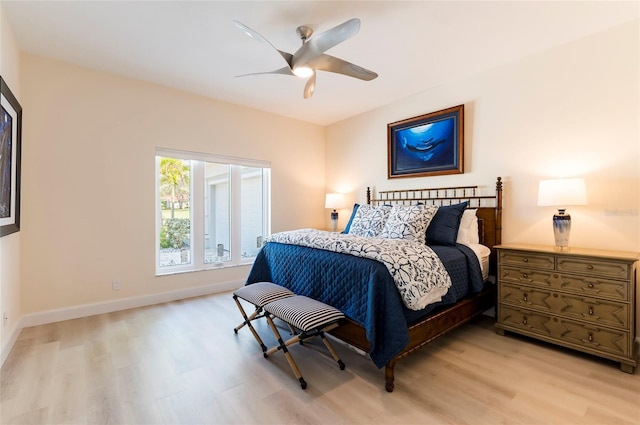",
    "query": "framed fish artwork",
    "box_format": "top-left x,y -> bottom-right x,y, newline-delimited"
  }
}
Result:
387,105 -> 464,179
